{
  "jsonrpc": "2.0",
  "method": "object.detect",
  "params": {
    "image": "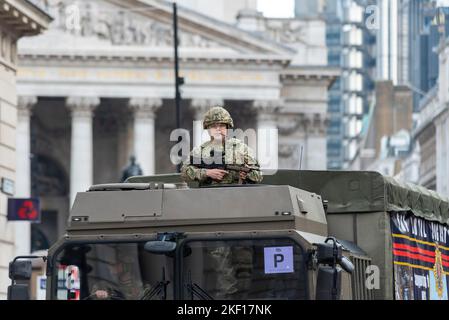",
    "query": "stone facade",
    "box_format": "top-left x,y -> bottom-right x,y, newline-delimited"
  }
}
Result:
434,39 -> 449,197
0,0 -> 51,299
413,38 -> 449,194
